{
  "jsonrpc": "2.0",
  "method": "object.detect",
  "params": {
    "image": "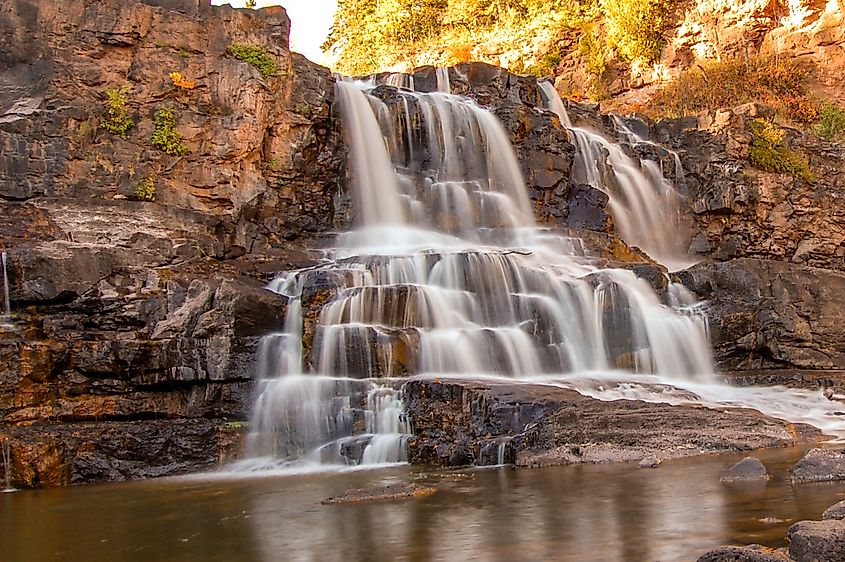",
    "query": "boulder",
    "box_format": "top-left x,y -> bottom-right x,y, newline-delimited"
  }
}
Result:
720,457 -> 771,483
790,448 -> 845,483
696,545 -> 790,562
822,500 -> 845,521
788,519 -> 845,562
